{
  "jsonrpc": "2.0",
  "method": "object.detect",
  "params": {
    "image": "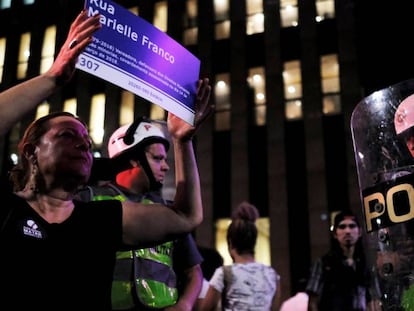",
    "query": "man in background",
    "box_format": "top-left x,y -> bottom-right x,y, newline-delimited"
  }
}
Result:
306,210 -> 372,311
